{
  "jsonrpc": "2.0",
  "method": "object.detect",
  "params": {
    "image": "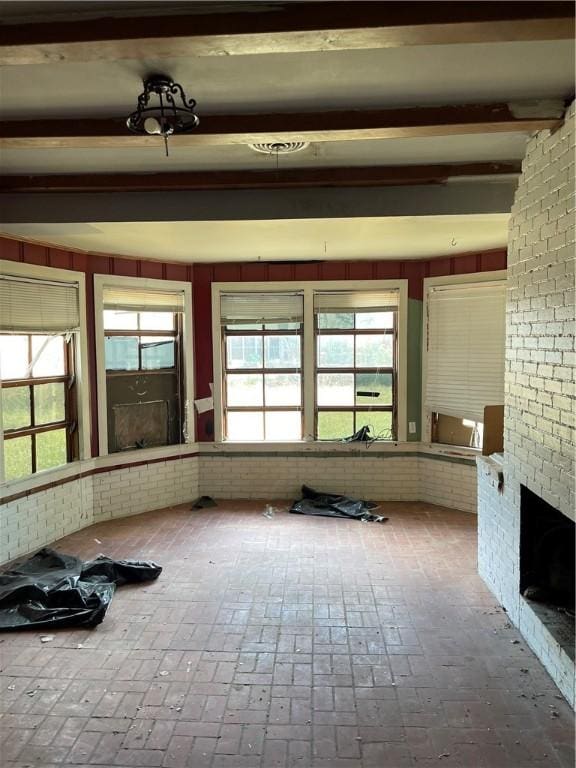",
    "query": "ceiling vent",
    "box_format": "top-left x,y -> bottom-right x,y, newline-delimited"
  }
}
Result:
249,141 -> 310,154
